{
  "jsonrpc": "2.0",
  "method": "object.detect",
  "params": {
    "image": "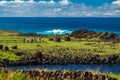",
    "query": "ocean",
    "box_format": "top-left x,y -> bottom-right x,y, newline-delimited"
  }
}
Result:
0,17 -> 120,34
